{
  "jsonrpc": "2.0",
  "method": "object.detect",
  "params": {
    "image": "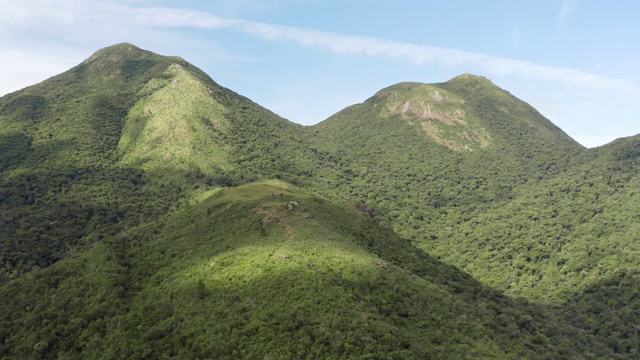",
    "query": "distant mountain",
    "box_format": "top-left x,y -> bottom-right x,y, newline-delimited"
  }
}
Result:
2,43 -> 640,358
304,74 -> 640,357
307,72 -> 584,245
